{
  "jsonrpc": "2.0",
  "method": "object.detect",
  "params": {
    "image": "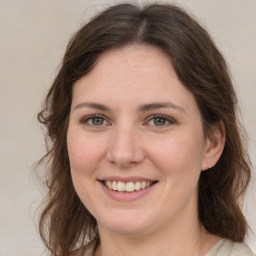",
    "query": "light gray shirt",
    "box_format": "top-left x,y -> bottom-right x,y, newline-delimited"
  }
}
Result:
75,238 -> 255,256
